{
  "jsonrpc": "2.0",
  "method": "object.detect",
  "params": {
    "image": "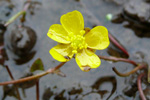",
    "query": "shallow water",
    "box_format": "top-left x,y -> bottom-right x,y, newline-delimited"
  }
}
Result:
0,0 -> 150,100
